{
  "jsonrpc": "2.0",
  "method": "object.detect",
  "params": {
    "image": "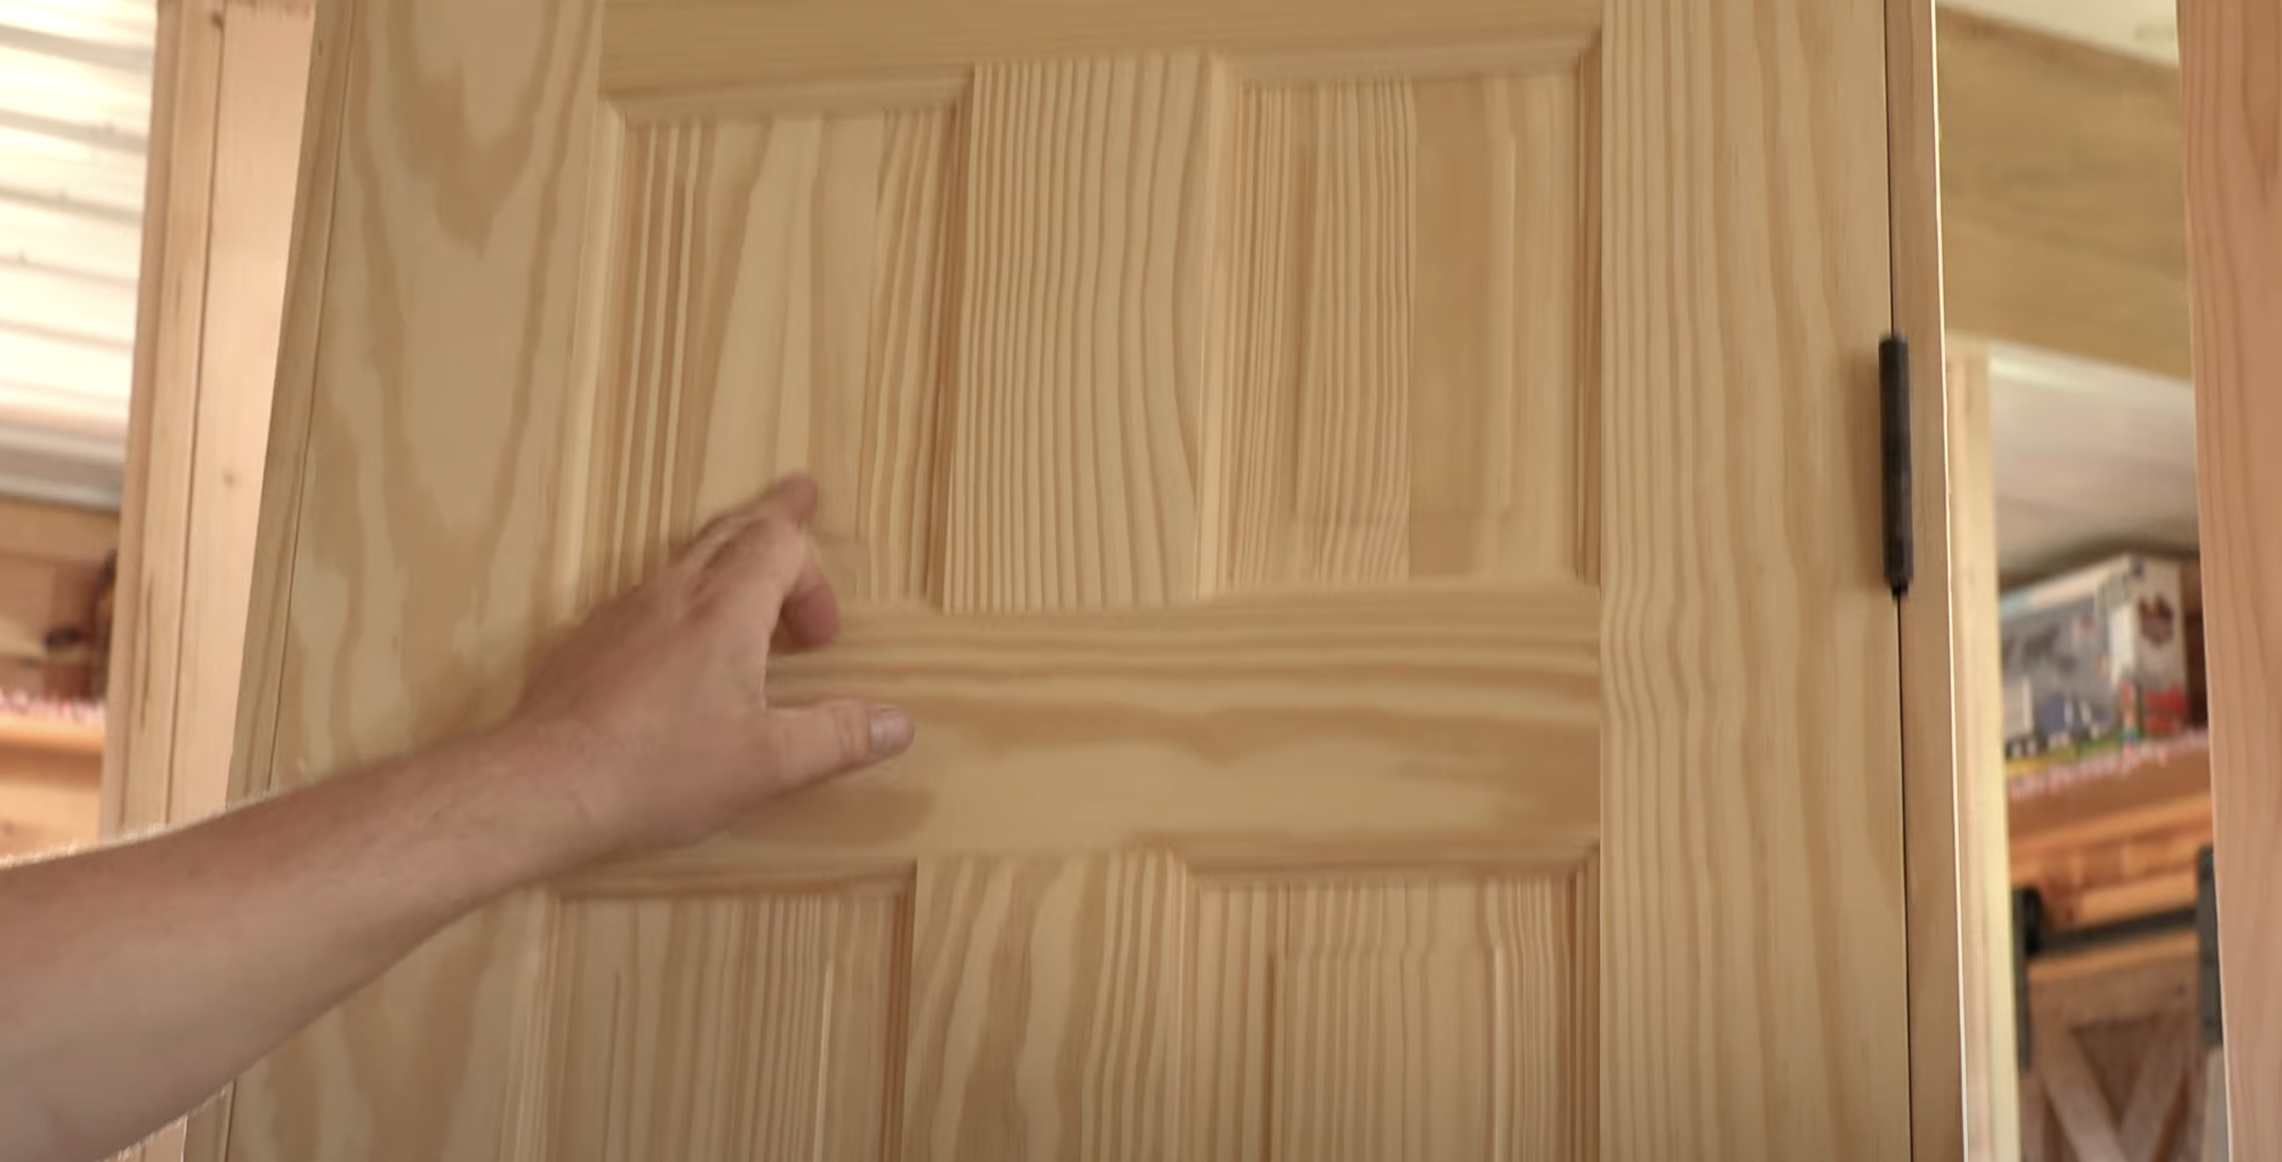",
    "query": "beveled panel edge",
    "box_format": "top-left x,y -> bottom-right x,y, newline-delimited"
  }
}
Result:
555,853 -> 921,900
613,75 -> 971,125
1177,841 -> 1597,884
1231,32 -> 1596,87
548,100 -> 627,626
600,23 -> 1602,117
